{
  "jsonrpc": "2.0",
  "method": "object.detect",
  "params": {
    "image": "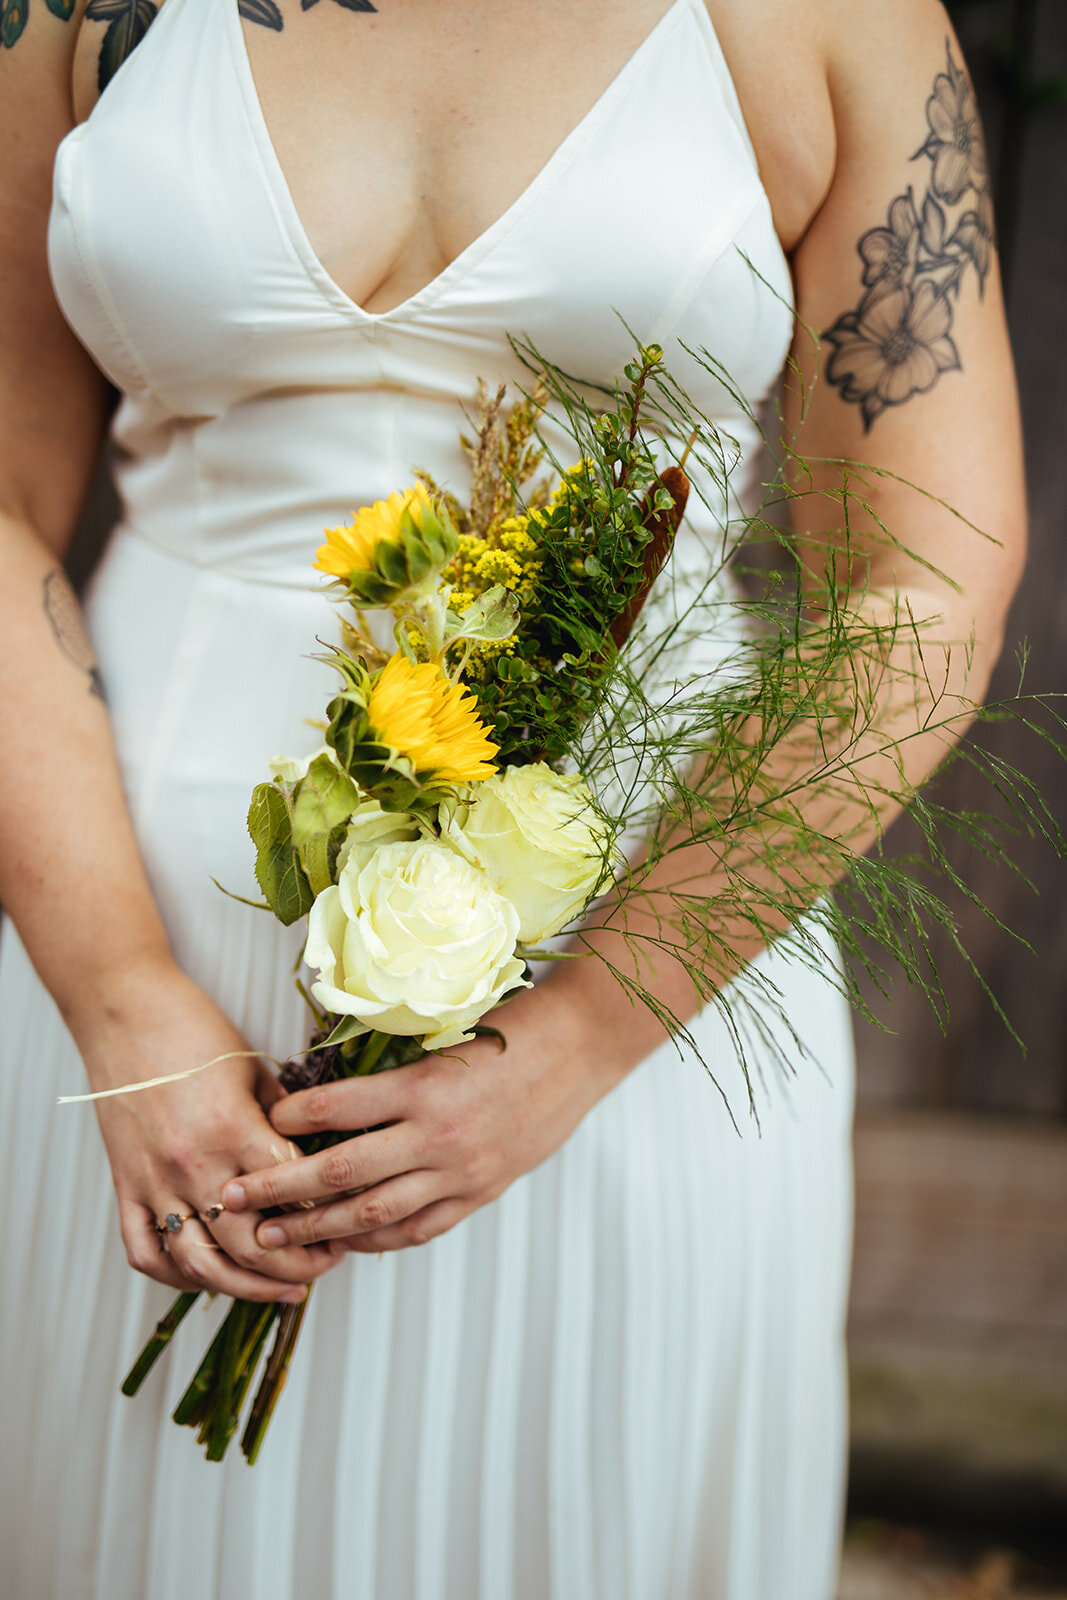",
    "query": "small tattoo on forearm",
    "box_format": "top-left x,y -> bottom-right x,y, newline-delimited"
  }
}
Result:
822,41 -> 994,431
43,570 -> 107,703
